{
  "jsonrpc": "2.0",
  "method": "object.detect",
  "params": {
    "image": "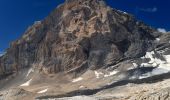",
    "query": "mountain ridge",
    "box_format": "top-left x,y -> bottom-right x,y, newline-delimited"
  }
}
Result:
0,0 -> 170,100
0,0 -> 161,77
